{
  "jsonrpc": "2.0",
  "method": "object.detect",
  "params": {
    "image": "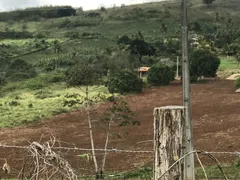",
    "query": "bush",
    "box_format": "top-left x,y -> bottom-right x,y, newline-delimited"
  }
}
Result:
147,64 -> 175,86
58,18 -> 71,28
47,73 -> 66,83
24,78 -> 46,90
236,78 -> 240,88
6,59 -> 37,81
189,49 -> 220,80
107,69 -> 143,94
64,31 -> 80,39
8,100 -> 20,106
